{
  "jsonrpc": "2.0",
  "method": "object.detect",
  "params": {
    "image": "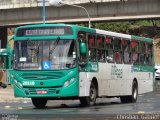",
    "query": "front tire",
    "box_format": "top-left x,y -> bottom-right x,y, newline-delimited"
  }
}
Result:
80,83 -> 97,106
120,81 -> 138,103
32,98 -> 47,108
